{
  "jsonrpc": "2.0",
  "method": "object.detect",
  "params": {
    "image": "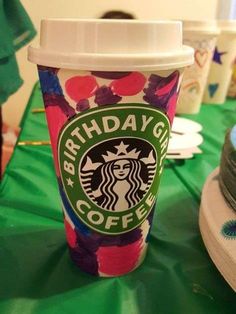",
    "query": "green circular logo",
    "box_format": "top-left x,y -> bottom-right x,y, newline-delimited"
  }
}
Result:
58,104 -> 170,235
